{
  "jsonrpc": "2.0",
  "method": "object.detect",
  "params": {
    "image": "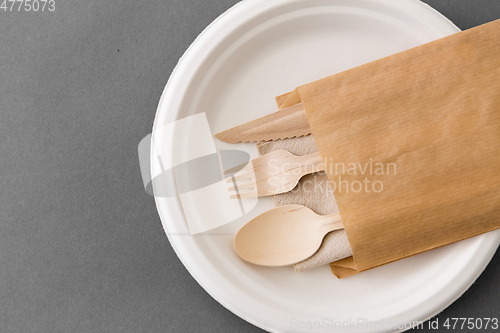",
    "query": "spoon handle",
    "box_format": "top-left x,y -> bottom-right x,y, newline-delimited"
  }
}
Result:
315,213 -> 344,233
